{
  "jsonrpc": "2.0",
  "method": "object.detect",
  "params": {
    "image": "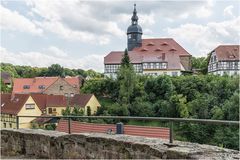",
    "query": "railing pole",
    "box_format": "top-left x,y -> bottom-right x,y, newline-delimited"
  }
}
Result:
68,117 -> 71,134
16,116 -> 19,129
169,121 -> 173,143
